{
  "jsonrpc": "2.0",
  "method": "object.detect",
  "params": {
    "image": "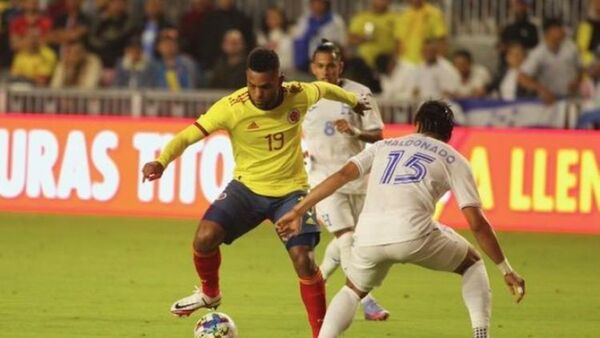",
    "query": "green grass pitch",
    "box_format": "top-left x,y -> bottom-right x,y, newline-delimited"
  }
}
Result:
1,213 -> 599,338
